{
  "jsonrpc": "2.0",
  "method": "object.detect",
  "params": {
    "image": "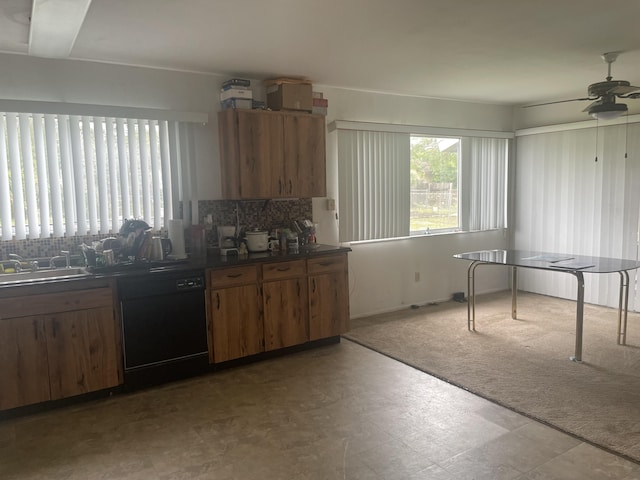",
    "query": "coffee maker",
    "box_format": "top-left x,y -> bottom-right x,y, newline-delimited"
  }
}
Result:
217,226 -> 238,256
